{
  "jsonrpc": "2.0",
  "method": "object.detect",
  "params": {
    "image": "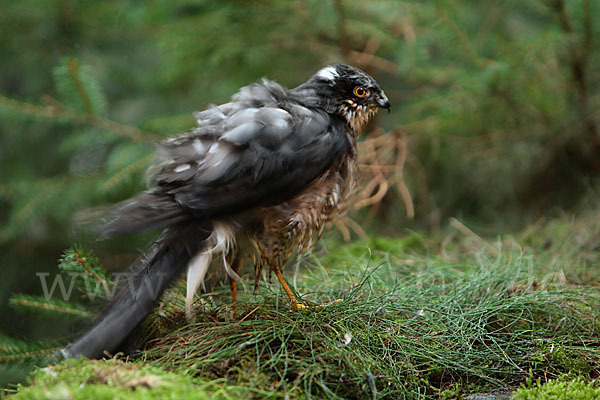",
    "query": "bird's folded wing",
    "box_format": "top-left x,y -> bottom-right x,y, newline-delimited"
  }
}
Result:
100,81 -> 350,237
